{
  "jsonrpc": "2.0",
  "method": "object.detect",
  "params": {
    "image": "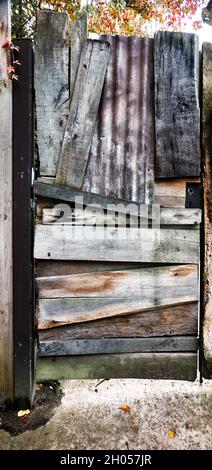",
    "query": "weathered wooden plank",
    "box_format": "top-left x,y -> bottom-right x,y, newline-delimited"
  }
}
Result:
70,14 -> 87,100
36,353 -> 197,381
154,178 -> 200,208
83,36 -> 155,204
36,260 -> 143,277
37,294 -> 199,330
34,11 -> 69,176
39,302 -> 198,338
39,336 -> 198,356
37,265 -> 198,300
155,32 -> 200,178
34,225 -> 200,263
56,40 -> 110,188
35,181 -> 202,224
0,0 -> 13,401
41,206 -> 201,227
203,43 -> 212,365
